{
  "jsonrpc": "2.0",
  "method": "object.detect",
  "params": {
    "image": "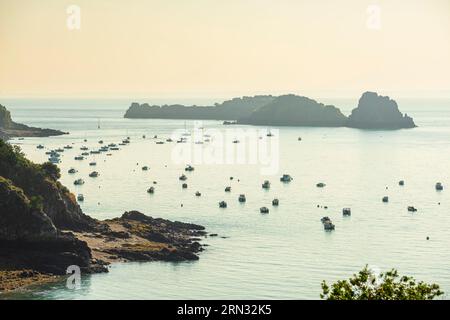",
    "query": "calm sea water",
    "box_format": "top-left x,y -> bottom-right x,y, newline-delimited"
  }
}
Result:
2,97 -> 450,300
